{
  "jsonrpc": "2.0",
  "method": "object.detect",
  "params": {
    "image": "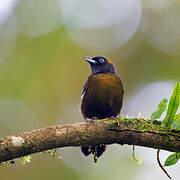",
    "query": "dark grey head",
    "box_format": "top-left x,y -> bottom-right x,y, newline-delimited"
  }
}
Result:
84,56 -> 116,74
